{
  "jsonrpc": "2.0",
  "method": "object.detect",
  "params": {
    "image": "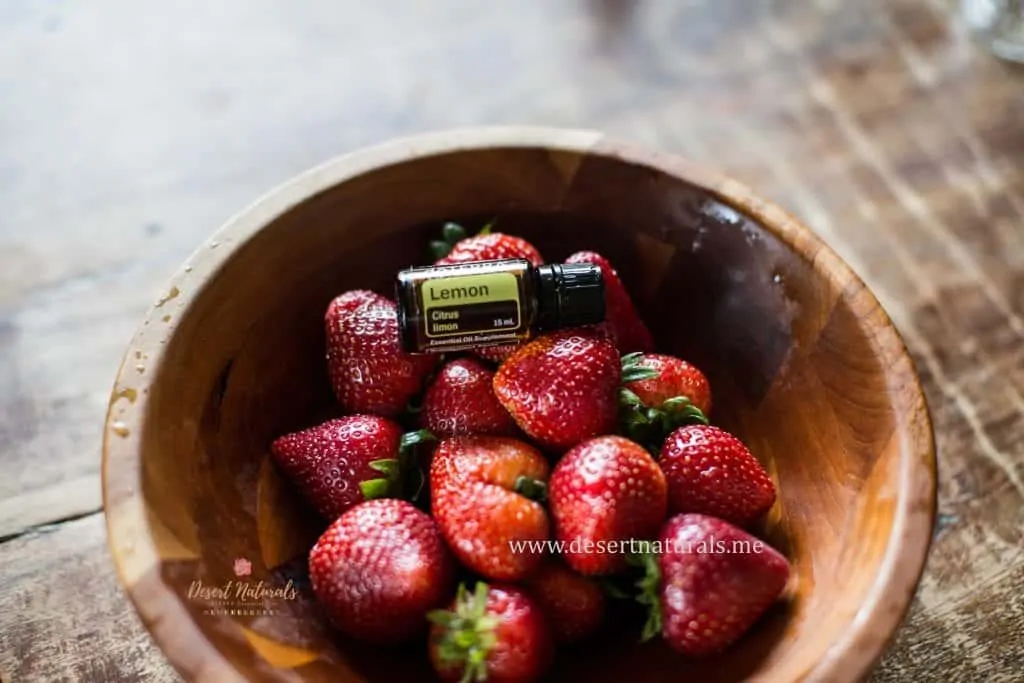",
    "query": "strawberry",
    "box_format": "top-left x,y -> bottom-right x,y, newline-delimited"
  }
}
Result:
623,353 -> 712,416
431,436 -> 550,581
549,436 -> 668,575
493,328 -> 621,452
431,222 -> 543,266
526,560 -> 605,642
271,416 -> 435,520
659,425 -> 775,526
309,499 -> 455,644
421,358 -> 516,439
566,251 -> 653,354
636,513 -> 789,655
619,353 -> 711,451
325,290 -> 437,418
473,343 -> 521,366
429,582 -> 553,683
